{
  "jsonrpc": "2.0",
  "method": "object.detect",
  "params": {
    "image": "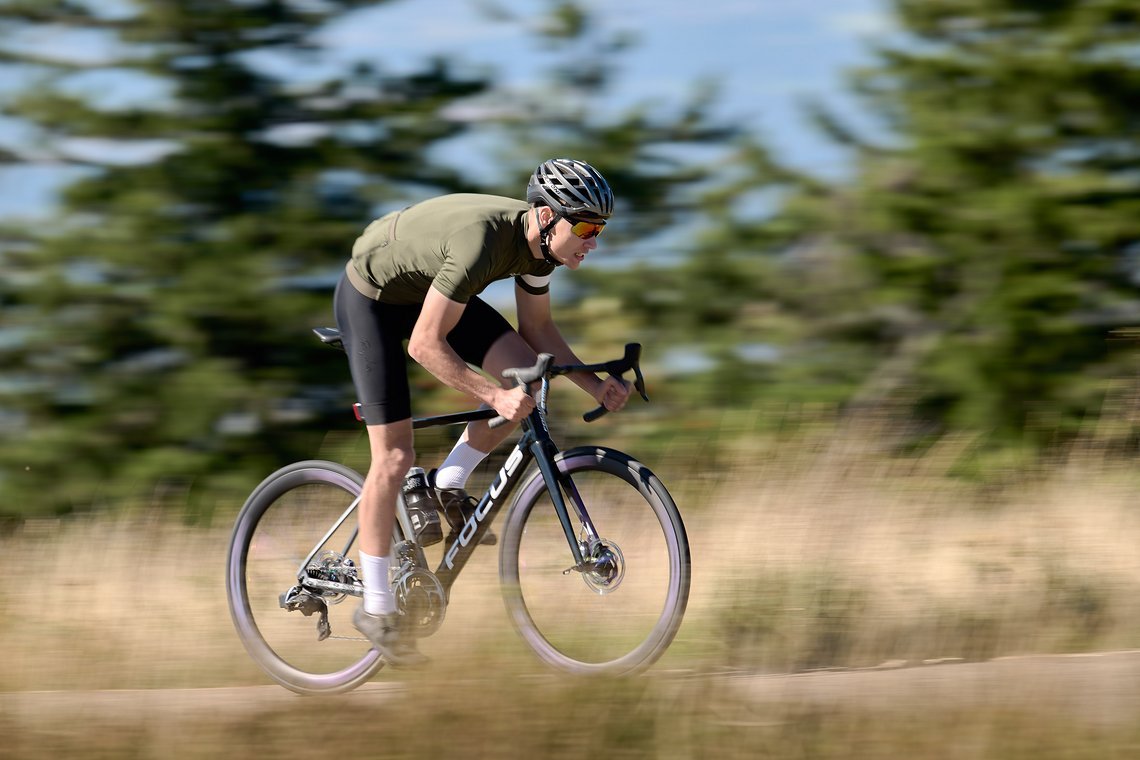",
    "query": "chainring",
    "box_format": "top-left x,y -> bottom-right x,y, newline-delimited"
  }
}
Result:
394,567 -> 447,638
